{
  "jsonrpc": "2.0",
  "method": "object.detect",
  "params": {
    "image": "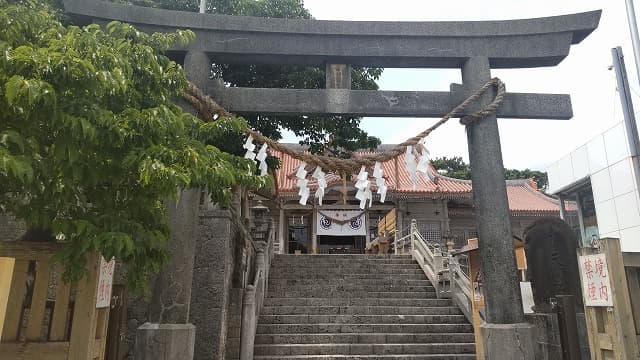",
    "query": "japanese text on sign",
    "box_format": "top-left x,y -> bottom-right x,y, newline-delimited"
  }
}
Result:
578,253 -> 613,307
96,256 -> 116,308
